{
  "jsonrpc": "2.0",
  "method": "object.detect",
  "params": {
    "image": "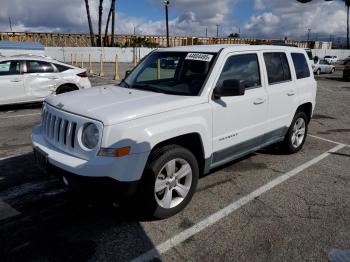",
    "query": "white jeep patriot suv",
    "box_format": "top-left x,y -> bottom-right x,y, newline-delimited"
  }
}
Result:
32,45 -> 317,218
